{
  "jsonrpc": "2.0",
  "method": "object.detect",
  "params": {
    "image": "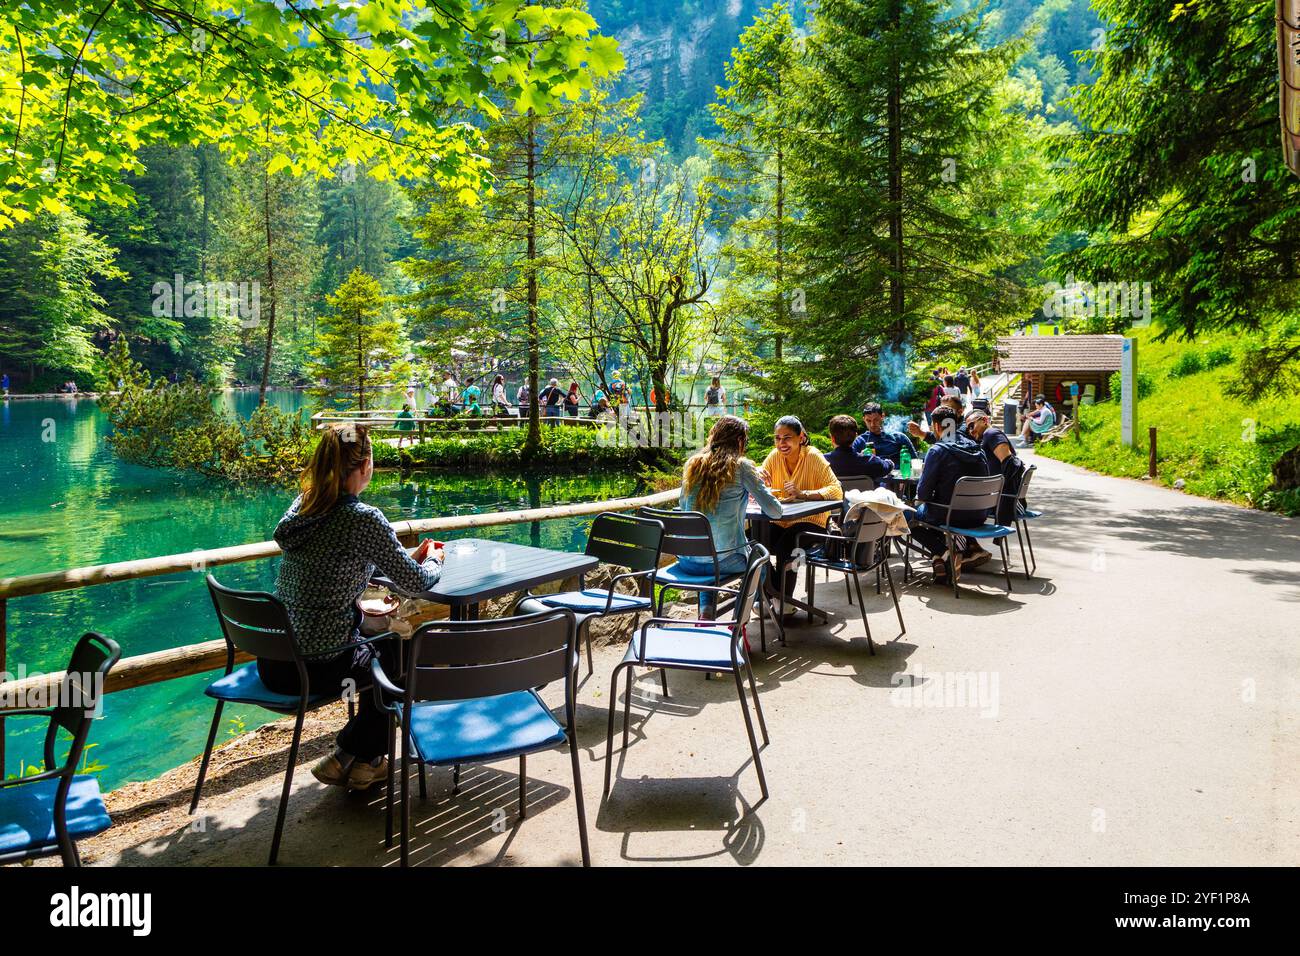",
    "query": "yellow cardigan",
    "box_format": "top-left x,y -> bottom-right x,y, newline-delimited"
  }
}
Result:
760,445 -> 843,528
